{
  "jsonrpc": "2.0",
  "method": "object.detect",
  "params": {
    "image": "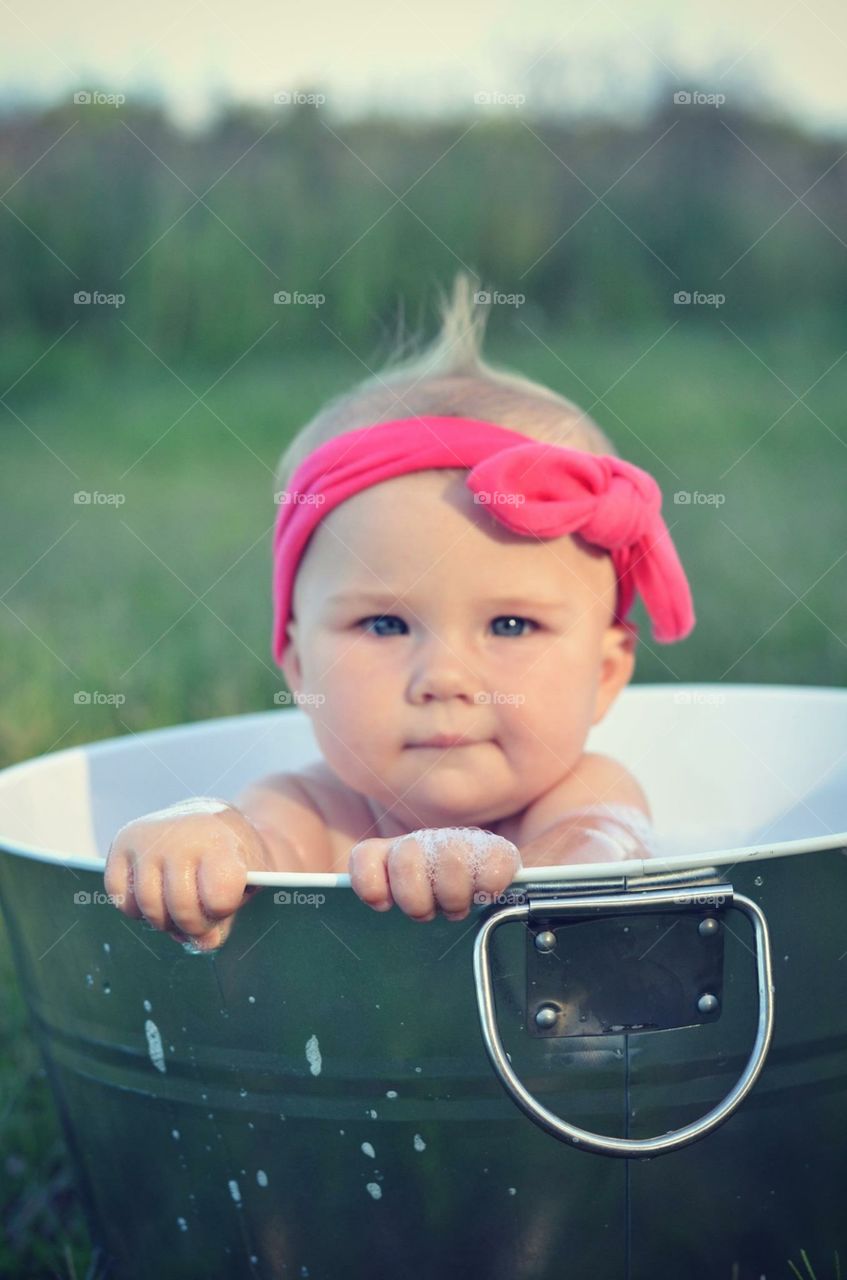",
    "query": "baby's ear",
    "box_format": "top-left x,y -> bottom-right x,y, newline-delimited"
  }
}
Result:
280,620 -> 303,692
592,623 -> 637,725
